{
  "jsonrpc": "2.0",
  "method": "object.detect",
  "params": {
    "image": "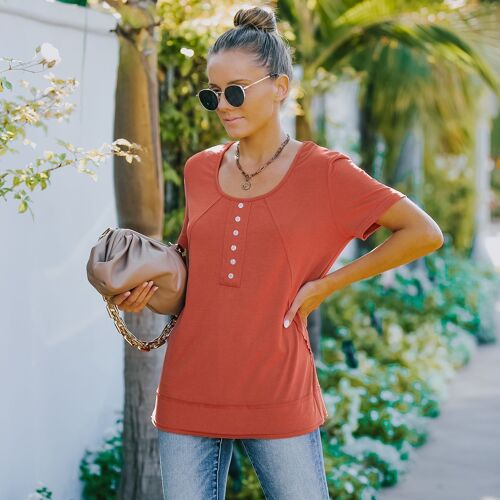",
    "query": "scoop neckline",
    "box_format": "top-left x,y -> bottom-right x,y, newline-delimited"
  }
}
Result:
214,139 -> 313,202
